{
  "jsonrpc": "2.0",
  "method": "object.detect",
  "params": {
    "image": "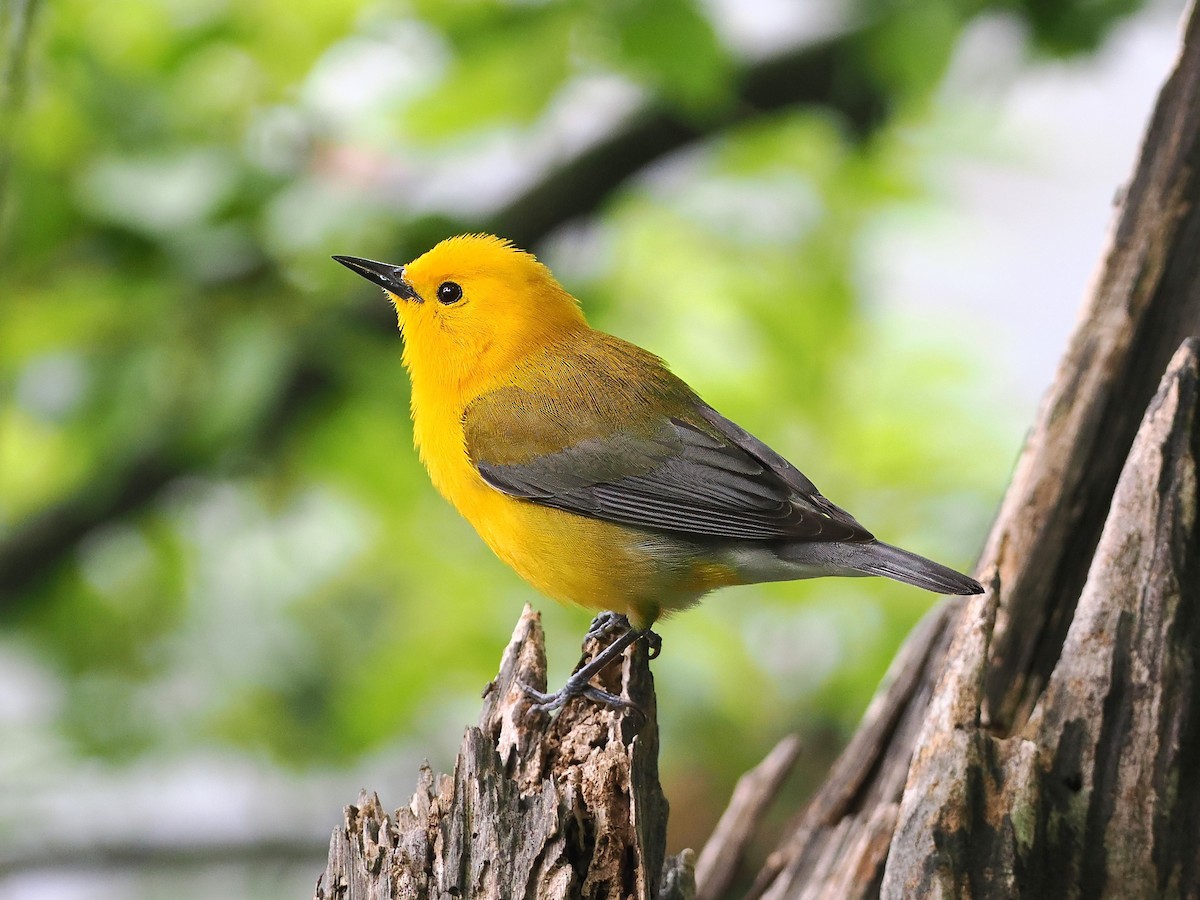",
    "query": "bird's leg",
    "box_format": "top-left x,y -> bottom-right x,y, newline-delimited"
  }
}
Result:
521,614 -> 661,714
522,626 -> 638,712
584,612 -> 661,657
